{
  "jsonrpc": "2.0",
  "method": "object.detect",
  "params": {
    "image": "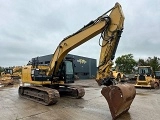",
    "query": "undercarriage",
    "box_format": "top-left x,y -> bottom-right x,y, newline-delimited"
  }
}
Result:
18,84 -> 85,105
